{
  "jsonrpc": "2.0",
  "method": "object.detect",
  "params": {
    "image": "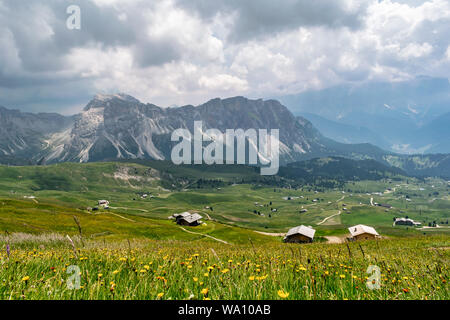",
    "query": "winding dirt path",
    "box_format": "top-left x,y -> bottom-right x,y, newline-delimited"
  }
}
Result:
109,206 -> 149,213
254,231 -> 284,237
317,211 -> 341,225
108,212 -> 136,222
179,227 -> 230,244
